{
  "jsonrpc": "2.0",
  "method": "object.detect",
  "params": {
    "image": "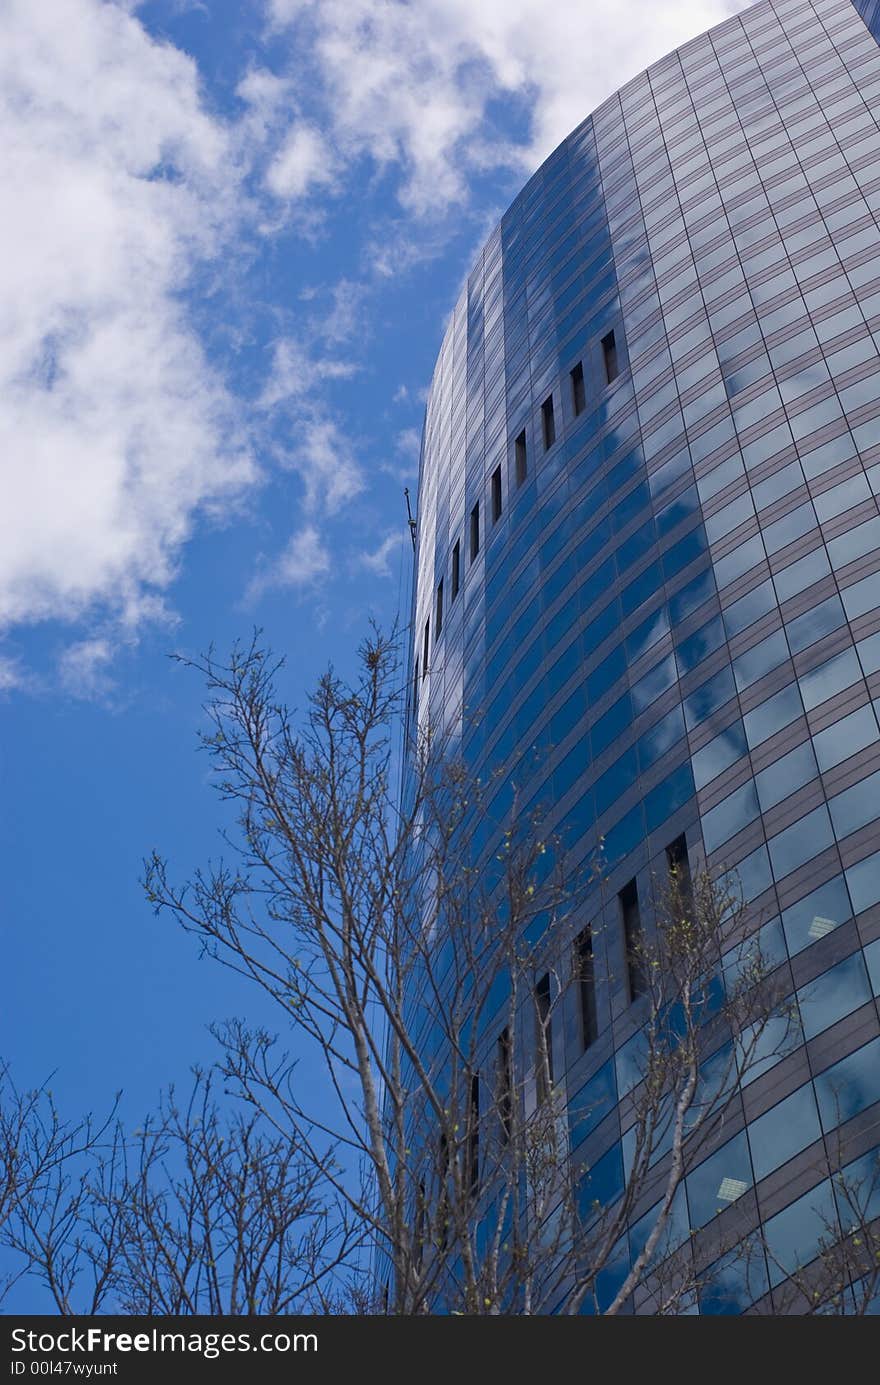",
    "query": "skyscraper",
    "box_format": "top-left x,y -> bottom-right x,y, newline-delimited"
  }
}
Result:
405,0 -> 880,1311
